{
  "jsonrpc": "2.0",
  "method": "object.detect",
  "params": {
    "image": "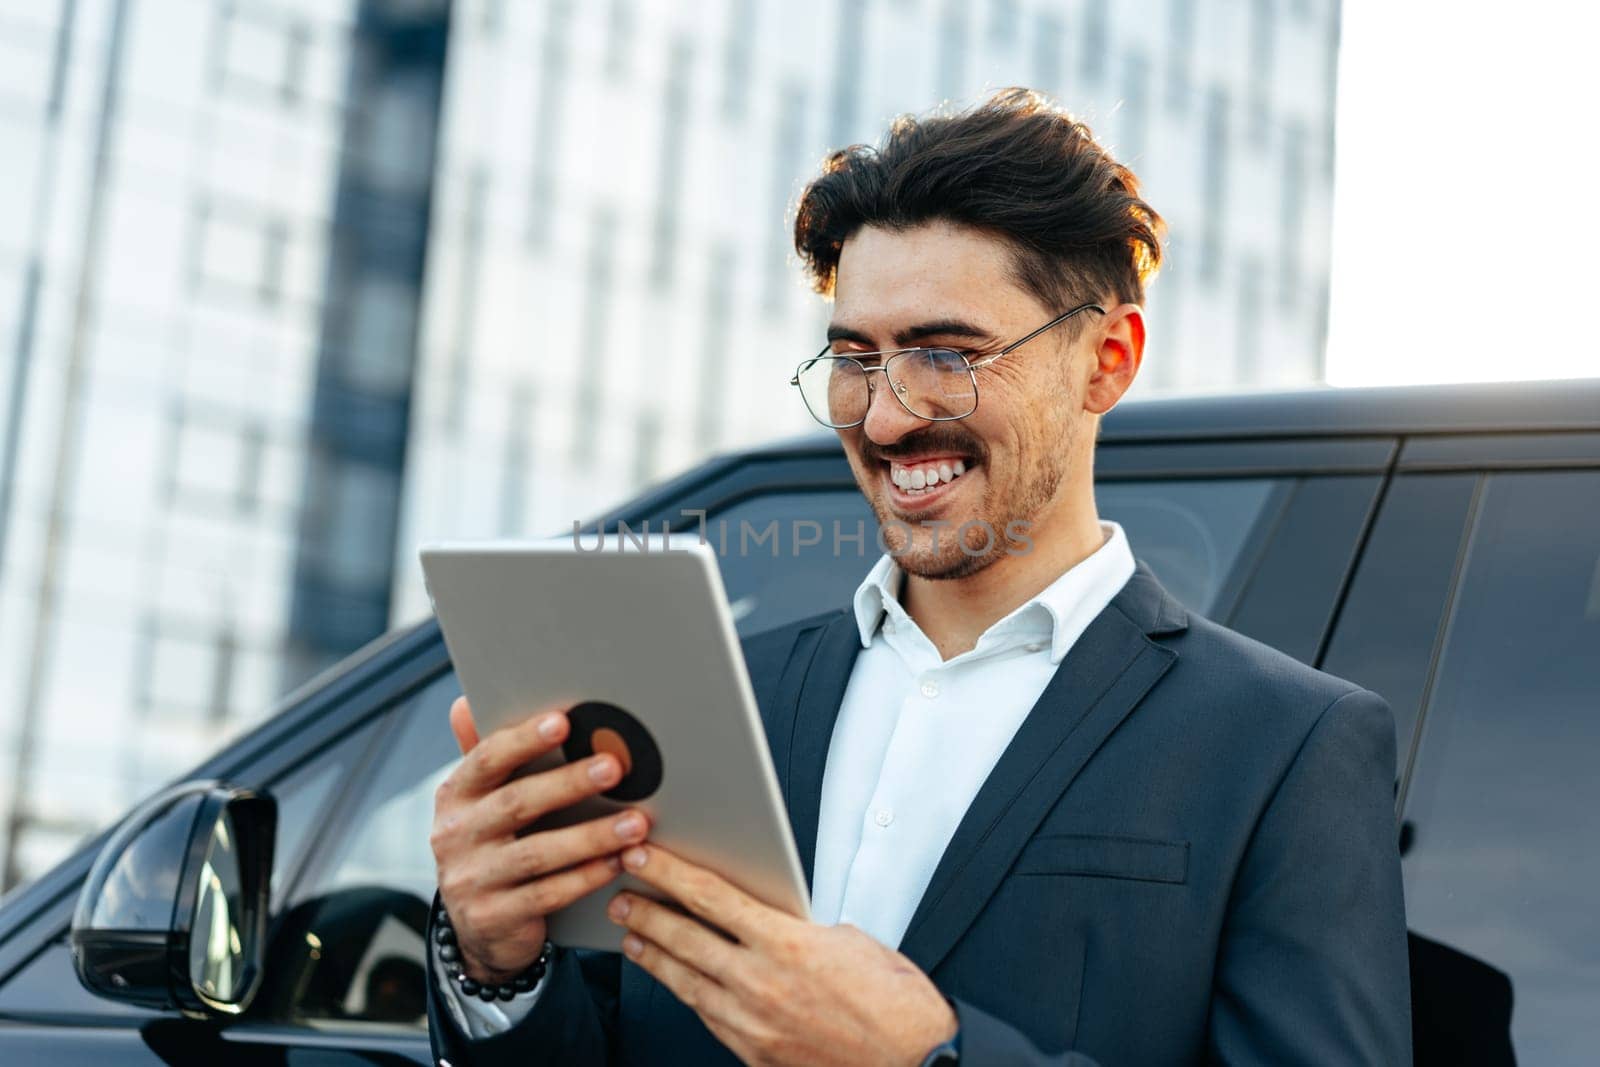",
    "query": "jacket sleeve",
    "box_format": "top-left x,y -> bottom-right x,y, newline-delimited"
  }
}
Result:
426,891 -> 622,1067
1207,687 -> 1413,1065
